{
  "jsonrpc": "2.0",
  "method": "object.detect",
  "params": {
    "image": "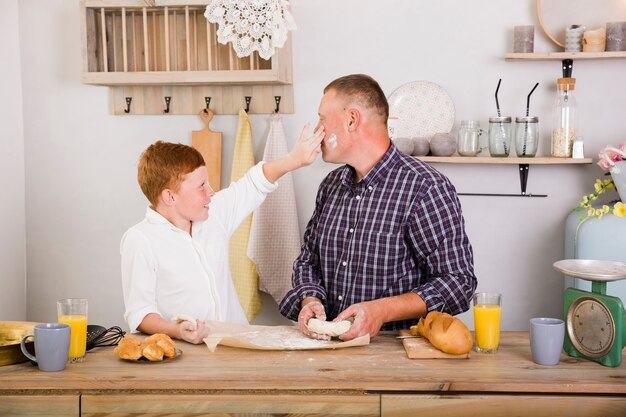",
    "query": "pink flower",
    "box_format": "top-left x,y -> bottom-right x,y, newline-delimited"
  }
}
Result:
598,158 -> 612,170
597,144 -> 626,171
